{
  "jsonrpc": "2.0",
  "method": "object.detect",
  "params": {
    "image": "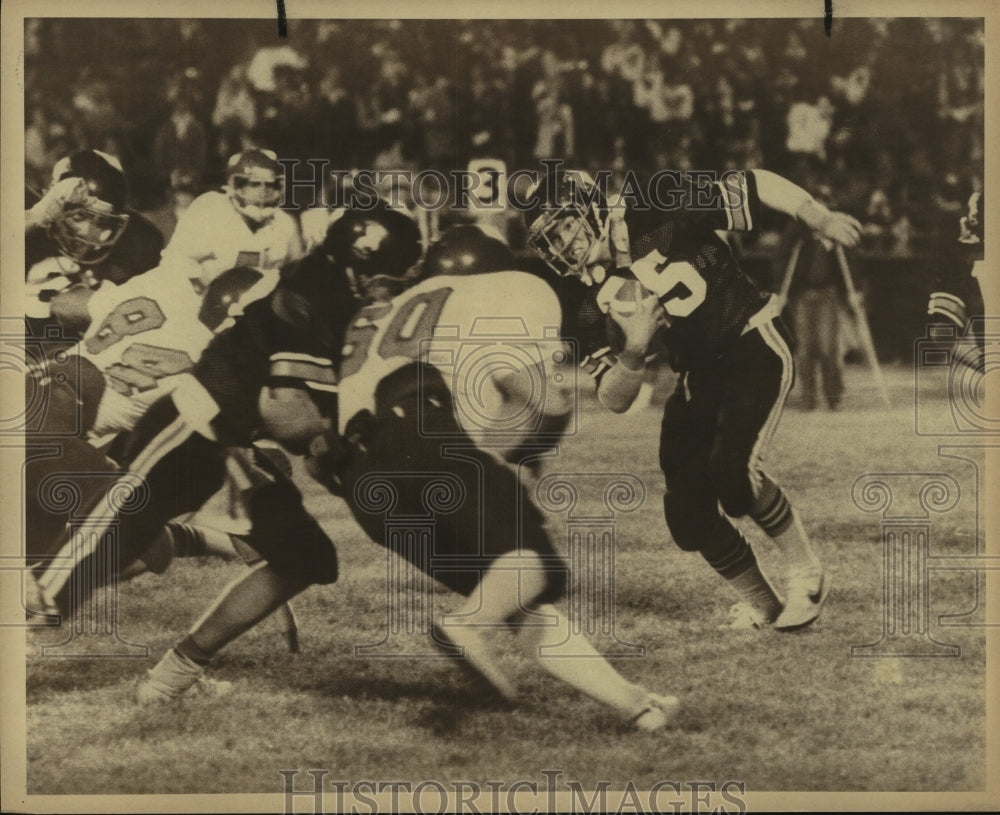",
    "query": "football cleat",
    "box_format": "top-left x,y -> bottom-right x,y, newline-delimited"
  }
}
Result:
432,622 -> 519,702
630,693 -> 680,732
135,648 -> 232,704
773,571 -> 829,631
